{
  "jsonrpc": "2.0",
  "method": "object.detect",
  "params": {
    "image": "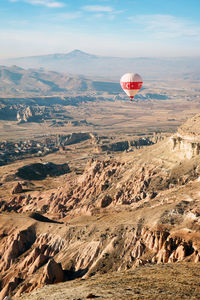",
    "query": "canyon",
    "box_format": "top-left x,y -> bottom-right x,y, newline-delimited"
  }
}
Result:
0,113 -> 200,299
